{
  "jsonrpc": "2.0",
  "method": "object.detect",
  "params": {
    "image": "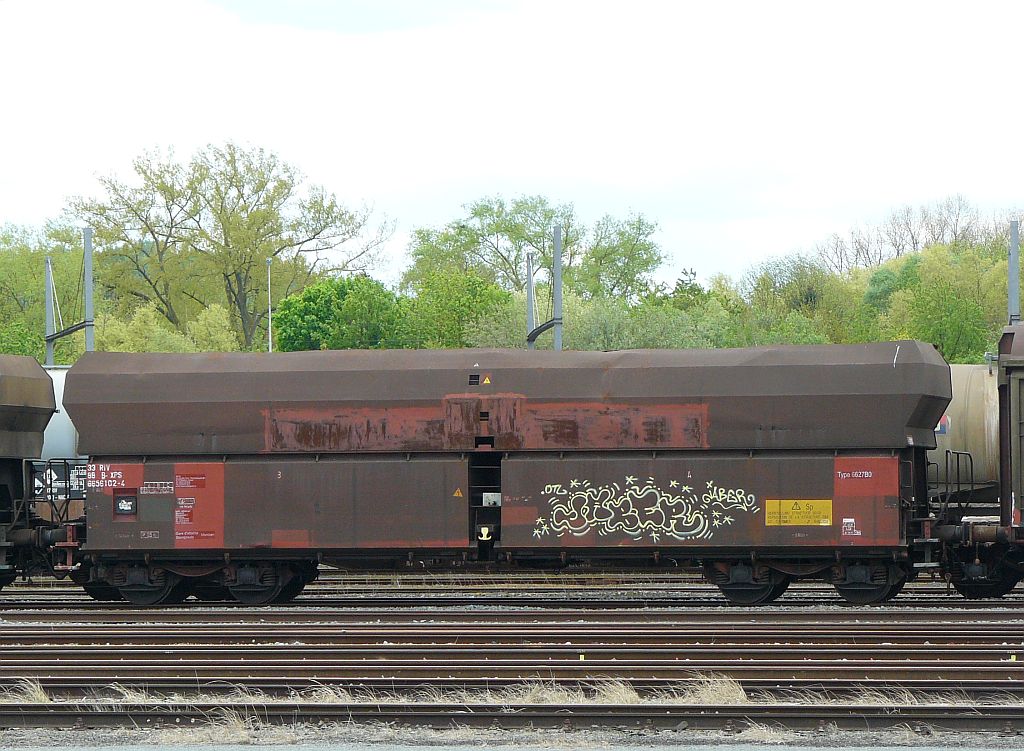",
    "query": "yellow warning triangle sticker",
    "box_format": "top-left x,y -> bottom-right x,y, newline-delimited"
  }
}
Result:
453,488 -> 464,497
482,375 -> 491,384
